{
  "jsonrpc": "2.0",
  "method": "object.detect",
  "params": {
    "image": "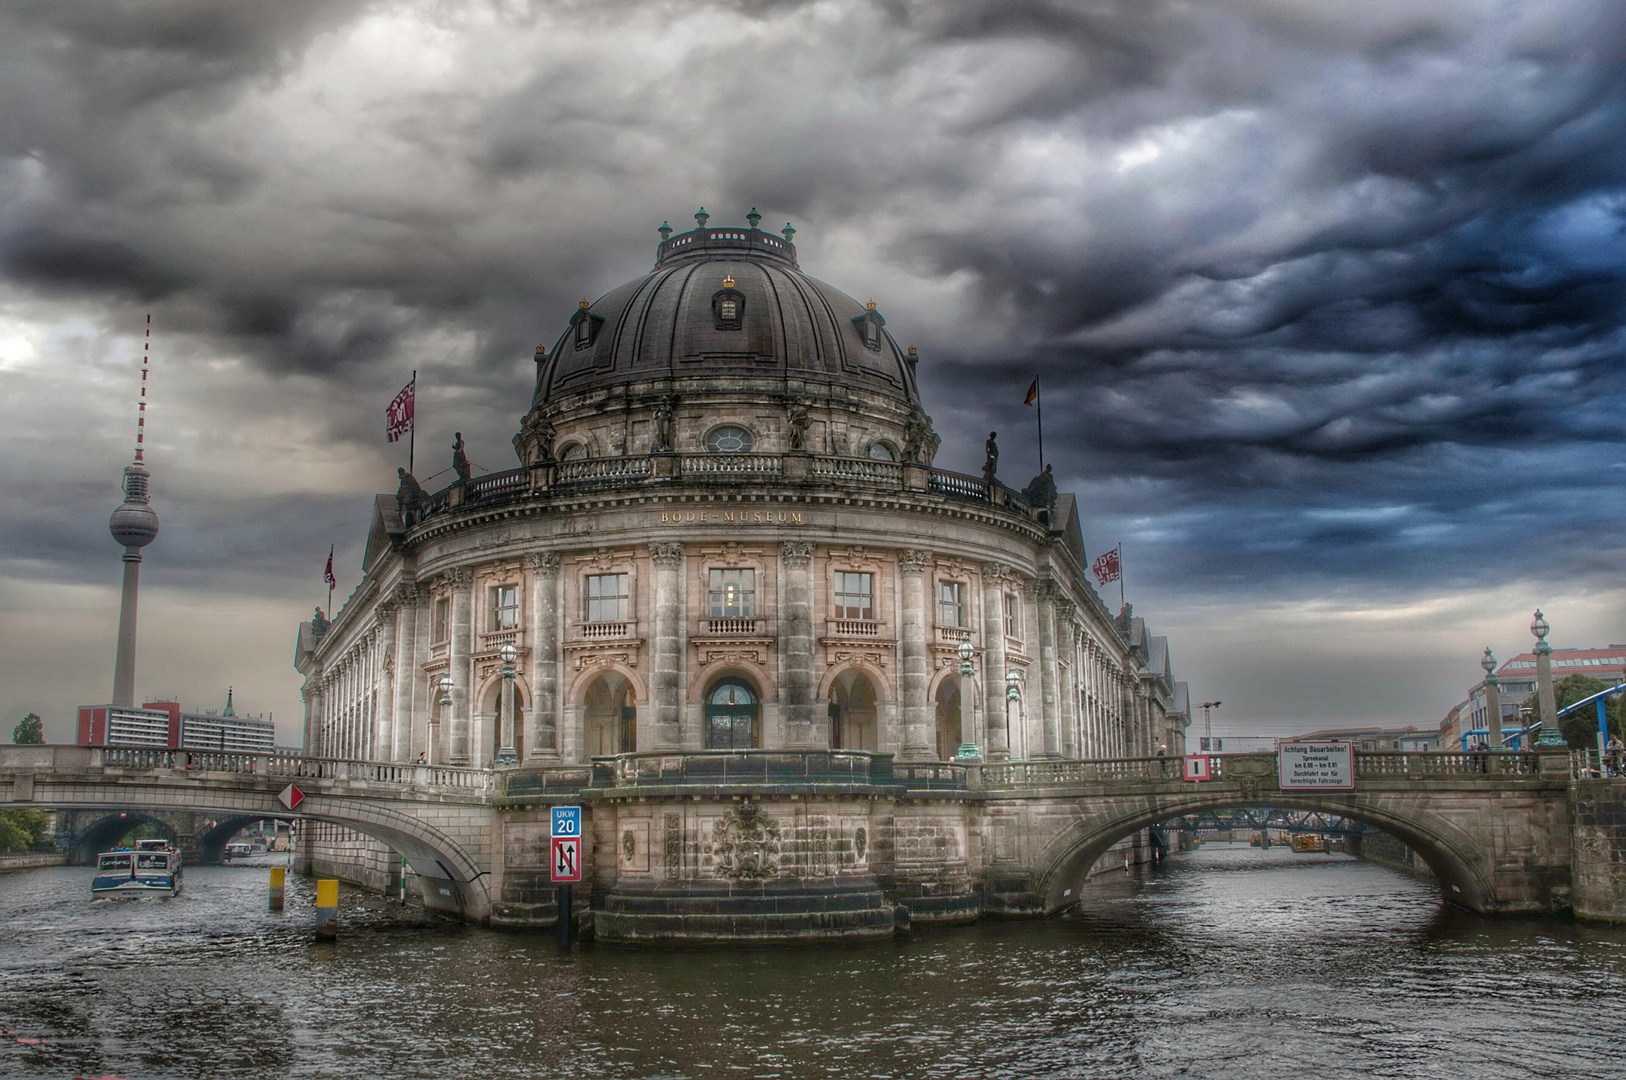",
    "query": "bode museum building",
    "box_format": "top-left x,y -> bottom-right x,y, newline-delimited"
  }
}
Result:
295,211 -> 1190,942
